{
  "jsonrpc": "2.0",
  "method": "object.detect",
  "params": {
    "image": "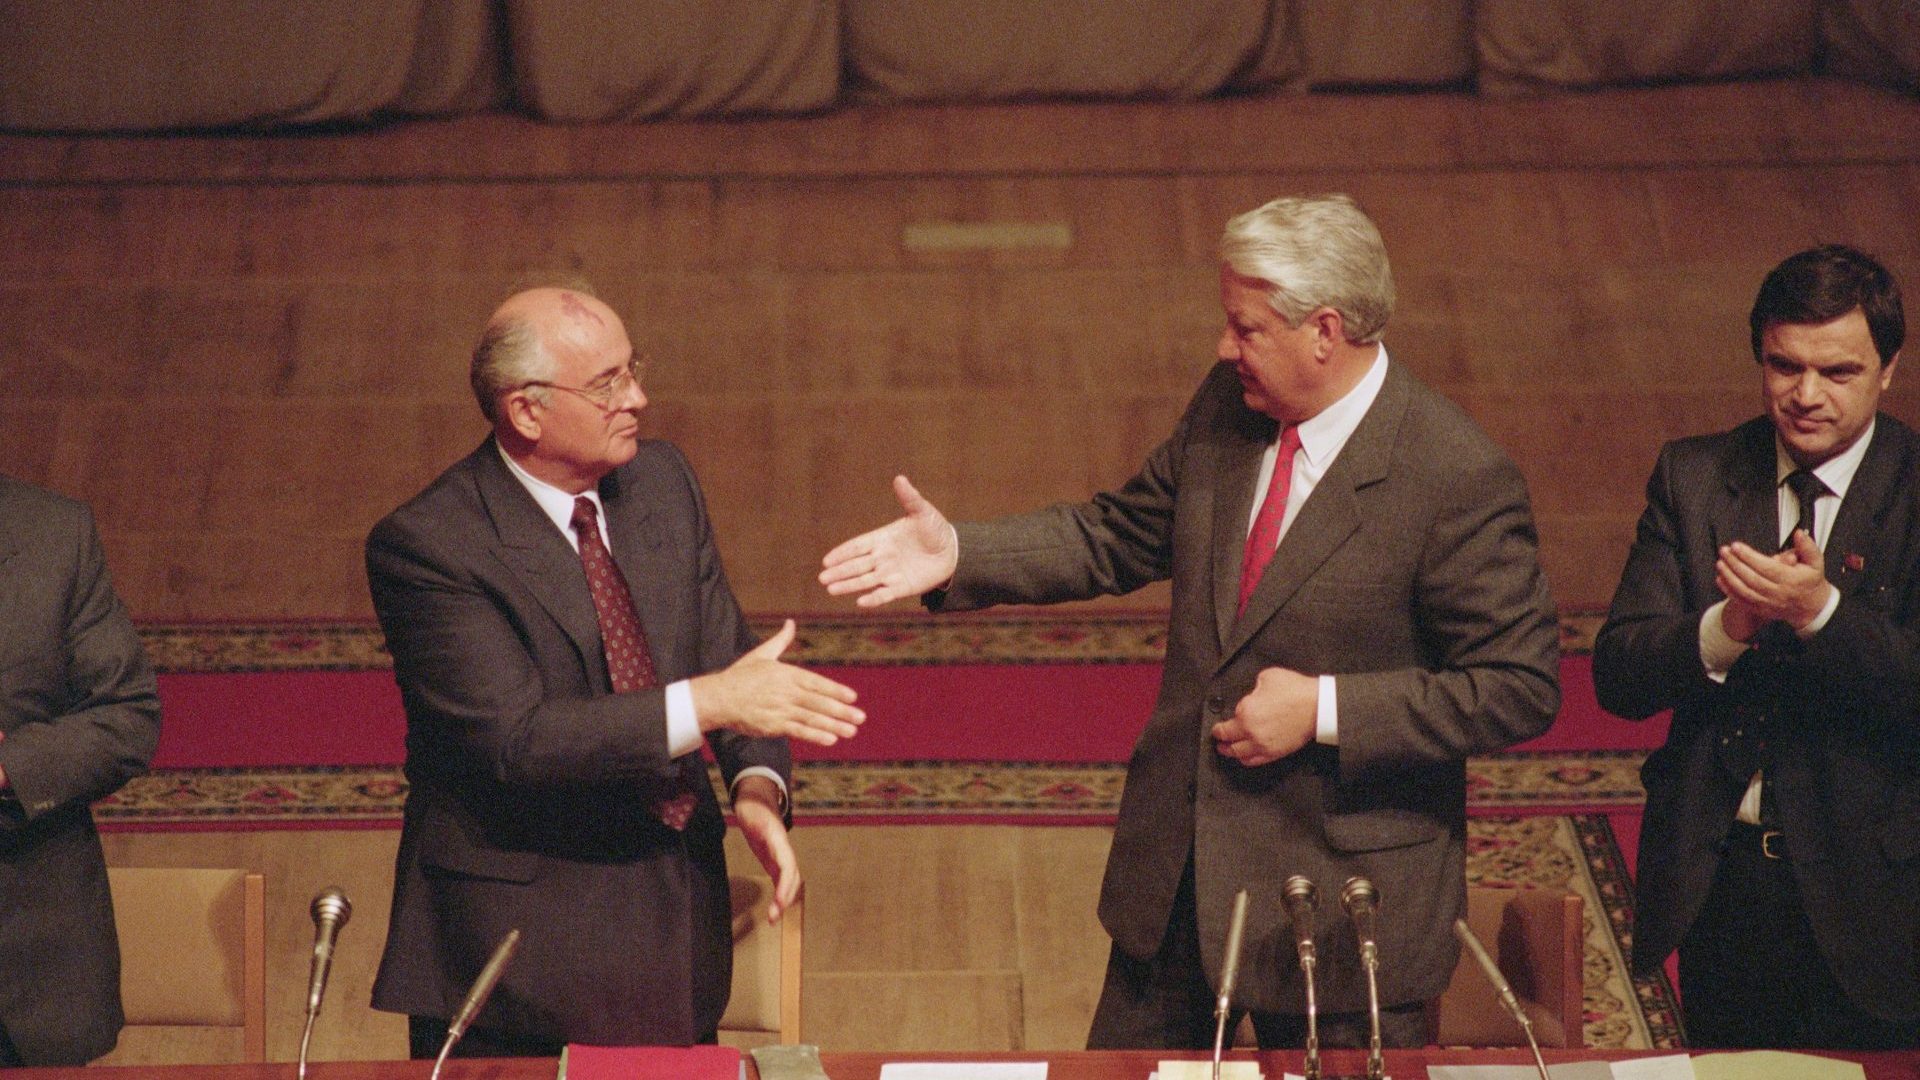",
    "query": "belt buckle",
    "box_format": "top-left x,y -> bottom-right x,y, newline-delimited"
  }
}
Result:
1760,829 -> 1785,860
